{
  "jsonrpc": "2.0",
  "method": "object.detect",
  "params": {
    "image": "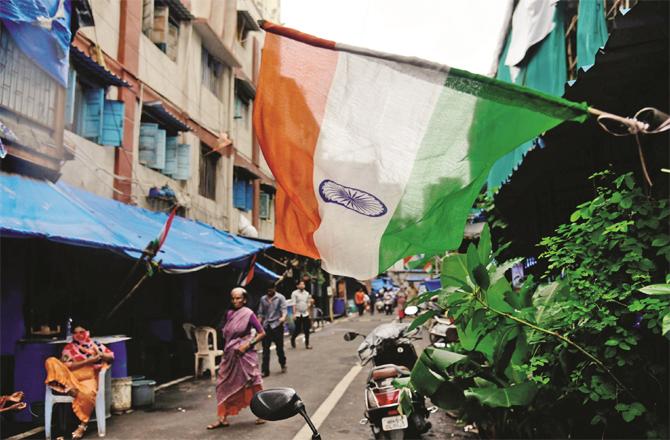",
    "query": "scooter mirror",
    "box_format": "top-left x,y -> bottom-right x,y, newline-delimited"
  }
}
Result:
404,305 -> 419,316
343,332 -> 359,341
250,388 -> 302,421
